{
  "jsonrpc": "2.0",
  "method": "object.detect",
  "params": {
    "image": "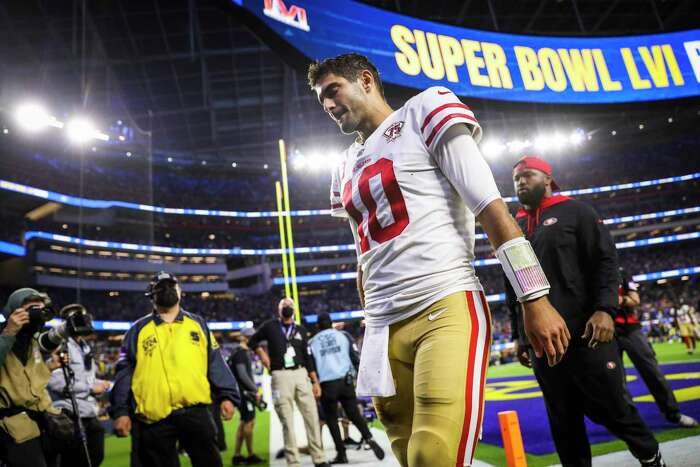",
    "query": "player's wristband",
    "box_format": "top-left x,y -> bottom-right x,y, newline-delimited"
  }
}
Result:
496,237 -> 550,303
